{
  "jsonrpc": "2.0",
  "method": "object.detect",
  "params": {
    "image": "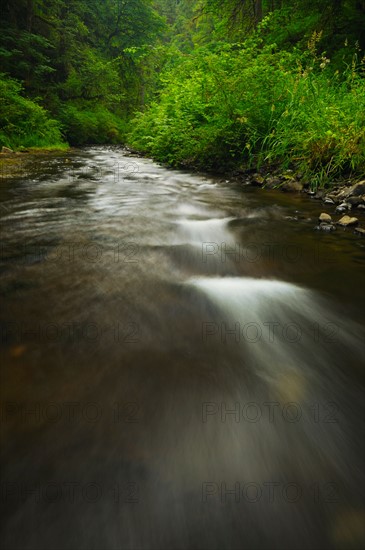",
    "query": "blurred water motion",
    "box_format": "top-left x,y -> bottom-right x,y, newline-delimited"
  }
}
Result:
0,147 -> 364,549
